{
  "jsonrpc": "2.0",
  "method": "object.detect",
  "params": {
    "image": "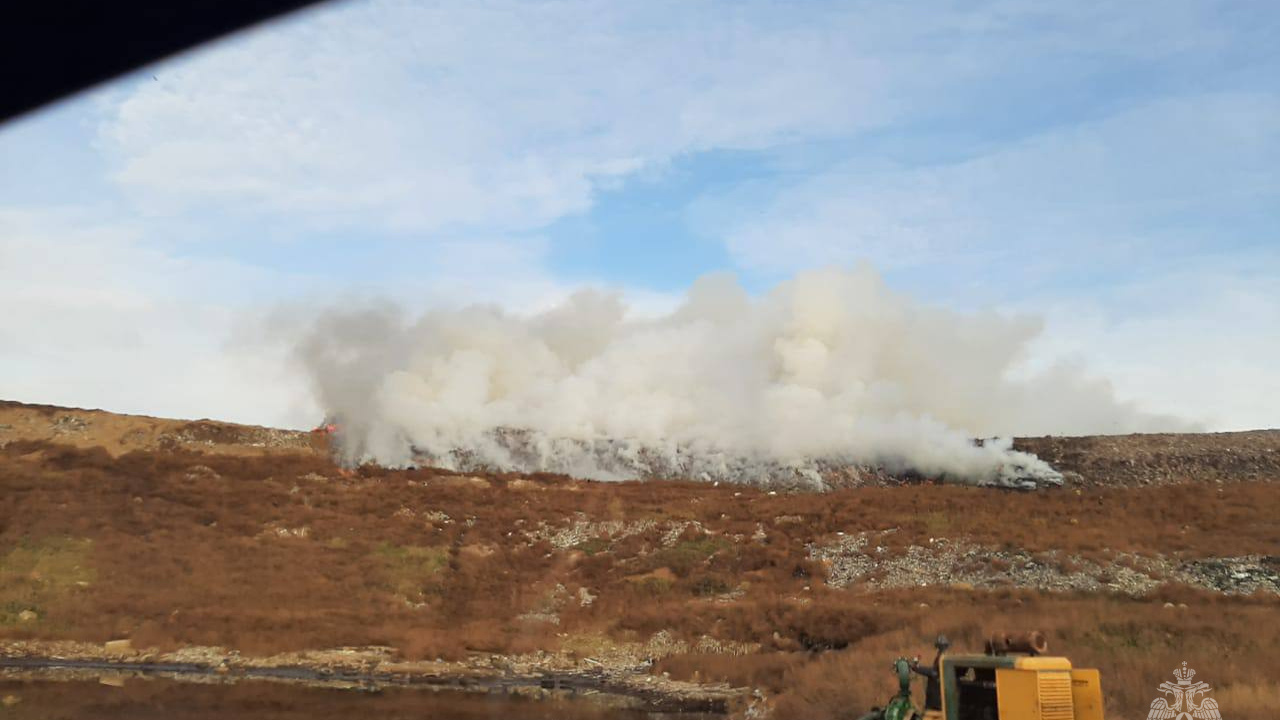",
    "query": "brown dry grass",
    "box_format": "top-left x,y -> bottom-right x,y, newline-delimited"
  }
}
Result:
1,437 -> 1277,719
0,400 -> 322,458
657,587 -> 1280,720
